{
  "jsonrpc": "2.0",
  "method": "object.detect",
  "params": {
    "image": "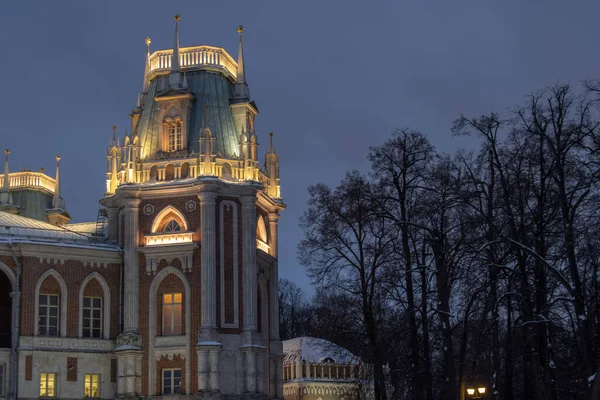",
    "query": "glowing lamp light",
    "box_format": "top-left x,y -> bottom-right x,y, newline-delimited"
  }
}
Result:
478,388 -> 486,394
467,389 -> 475,396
